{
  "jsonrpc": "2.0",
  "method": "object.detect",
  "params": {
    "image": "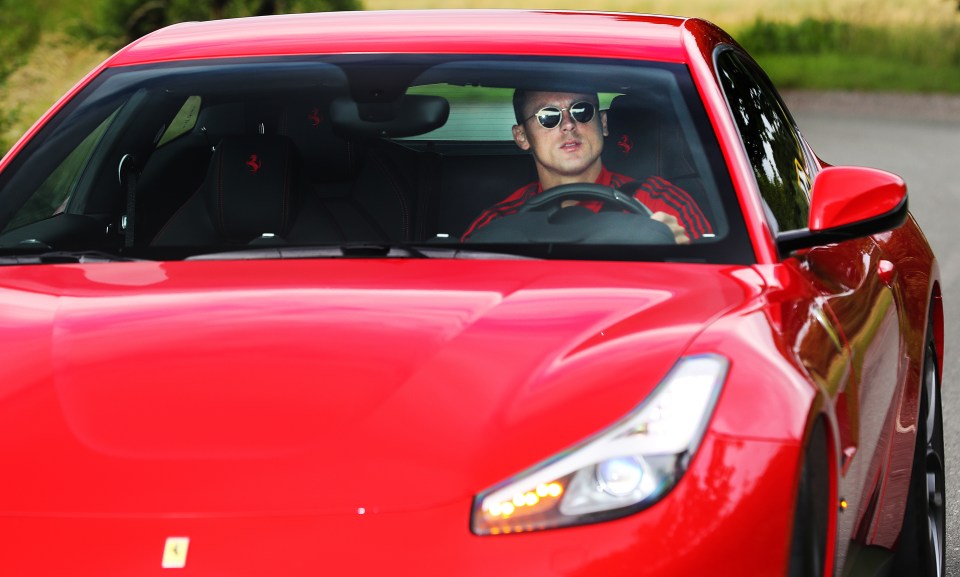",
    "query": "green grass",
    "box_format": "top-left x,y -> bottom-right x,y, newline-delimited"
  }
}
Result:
751,53 -> 960,93
367,0 -> 960,95
362,0 -> 959,28
735,17 -> 960,93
